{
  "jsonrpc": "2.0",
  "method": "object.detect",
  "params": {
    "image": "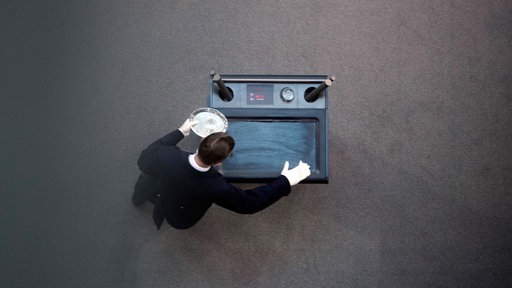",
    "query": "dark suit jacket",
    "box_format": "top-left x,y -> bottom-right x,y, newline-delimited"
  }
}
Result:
136,129 -> 291,229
